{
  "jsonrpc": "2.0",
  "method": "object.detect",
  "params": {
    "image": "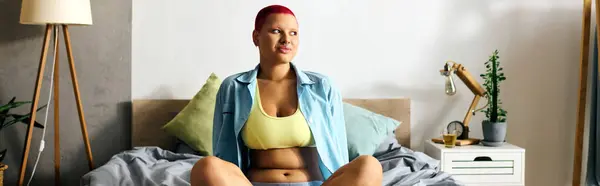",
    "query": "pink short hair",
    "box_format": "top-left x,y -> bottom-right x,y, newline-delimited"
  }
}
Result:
254,5 -> 296,32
